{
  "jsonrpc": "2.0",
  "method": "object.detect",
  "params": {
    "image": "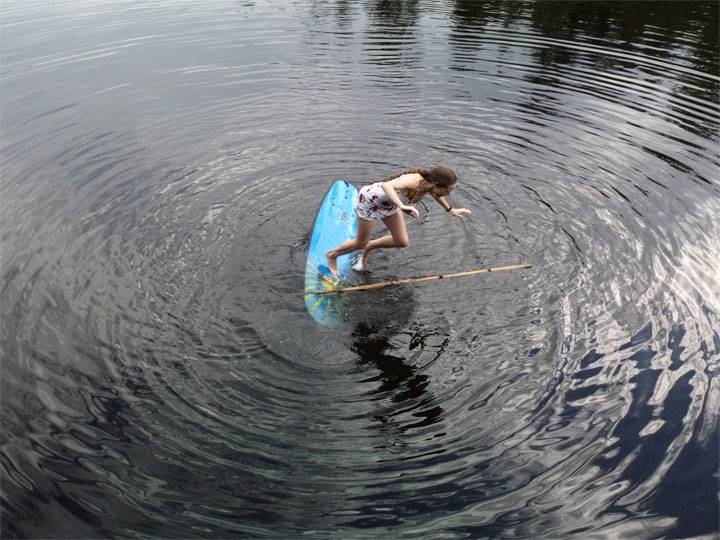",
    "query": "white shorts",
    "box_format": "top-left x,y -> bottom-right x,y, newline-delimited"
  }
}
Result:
356,183 -> 409,221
